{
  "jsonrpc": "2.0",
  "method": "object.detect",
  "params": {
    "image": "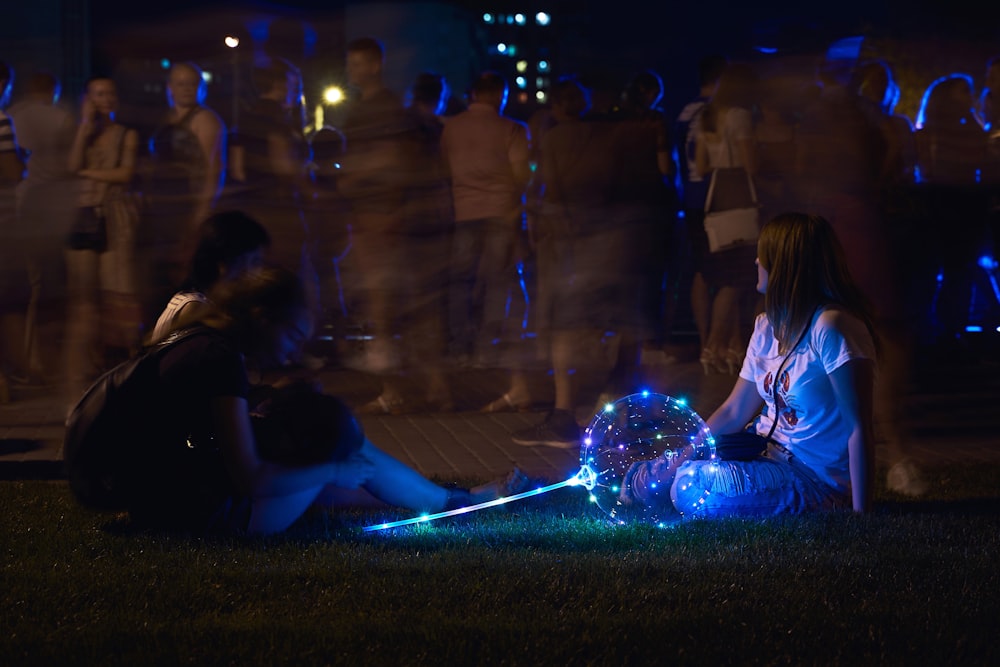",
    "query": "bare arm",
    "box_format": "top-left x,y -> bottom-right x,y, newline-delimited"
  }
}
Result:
694,133 -> 710,179
828,358 -> 876,513
705,376 -> 765,437
211,395 -> 374,499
